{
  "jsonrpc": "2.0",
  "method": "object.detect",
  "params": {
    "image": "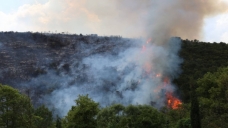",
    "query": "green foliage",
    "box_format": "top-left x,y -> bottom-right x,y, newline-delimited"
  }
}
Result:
97,104 -> 165,128
0,84 -> 54,128
34,105 -> 54,128
0,84 -> 35,128
190,86 -> 201,128
175,118 -> 191,128
56,115 -> 62,128
174,40 -> 228,102
97,104 -> 124,128
197,67 -> 228,128
63,95 -> 99,128
161,104 -> 190,128
123,105 -> 165,128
